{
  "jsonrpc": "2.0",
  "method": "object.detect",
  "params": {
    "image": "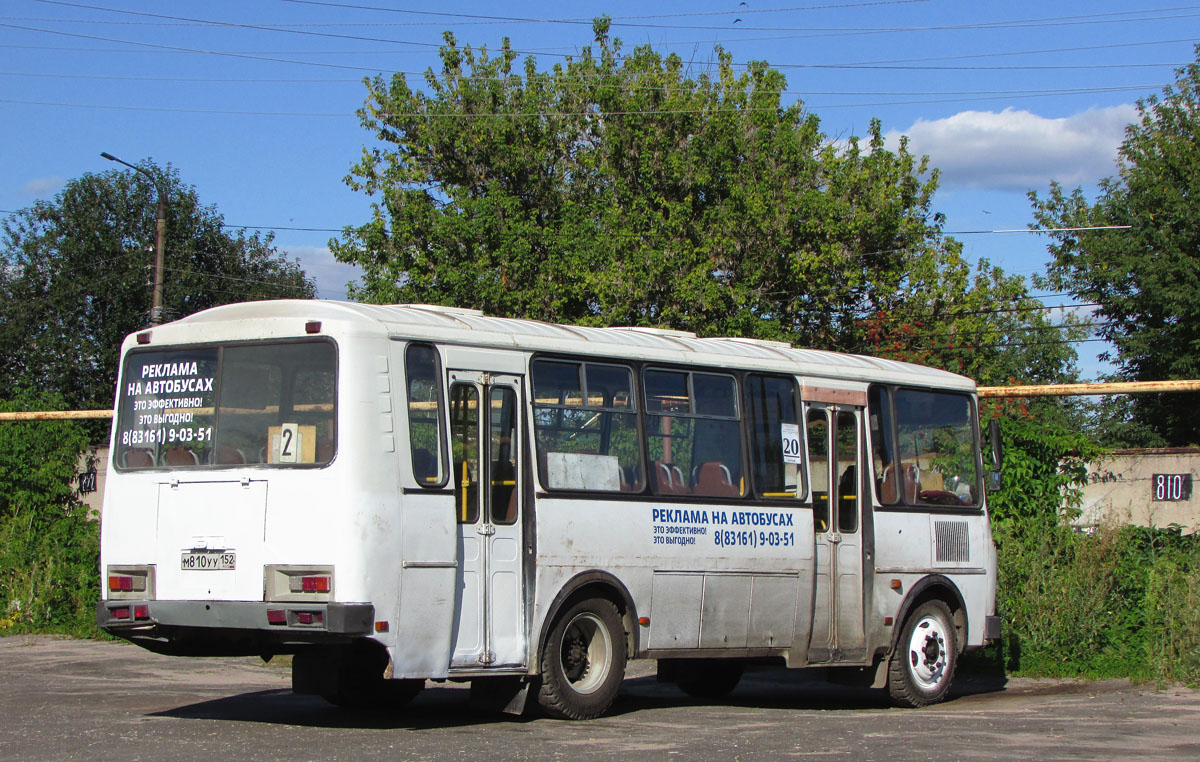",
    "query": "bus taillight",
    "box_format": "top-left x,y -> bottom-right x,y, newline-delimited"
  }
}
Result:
299,576 -> 331,593
264,565 -> 334,601
105,566 -> 154,599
